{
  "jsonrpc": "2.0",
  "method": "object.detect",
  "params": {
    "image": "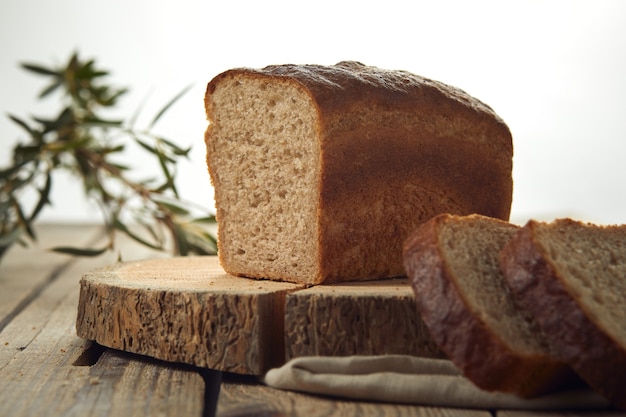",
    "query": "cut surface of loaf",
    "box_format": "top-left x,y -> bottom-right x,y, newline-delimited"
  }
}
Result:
500,218 -> 626,409
205,61 -> 513,284
402,214 -> 578,397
